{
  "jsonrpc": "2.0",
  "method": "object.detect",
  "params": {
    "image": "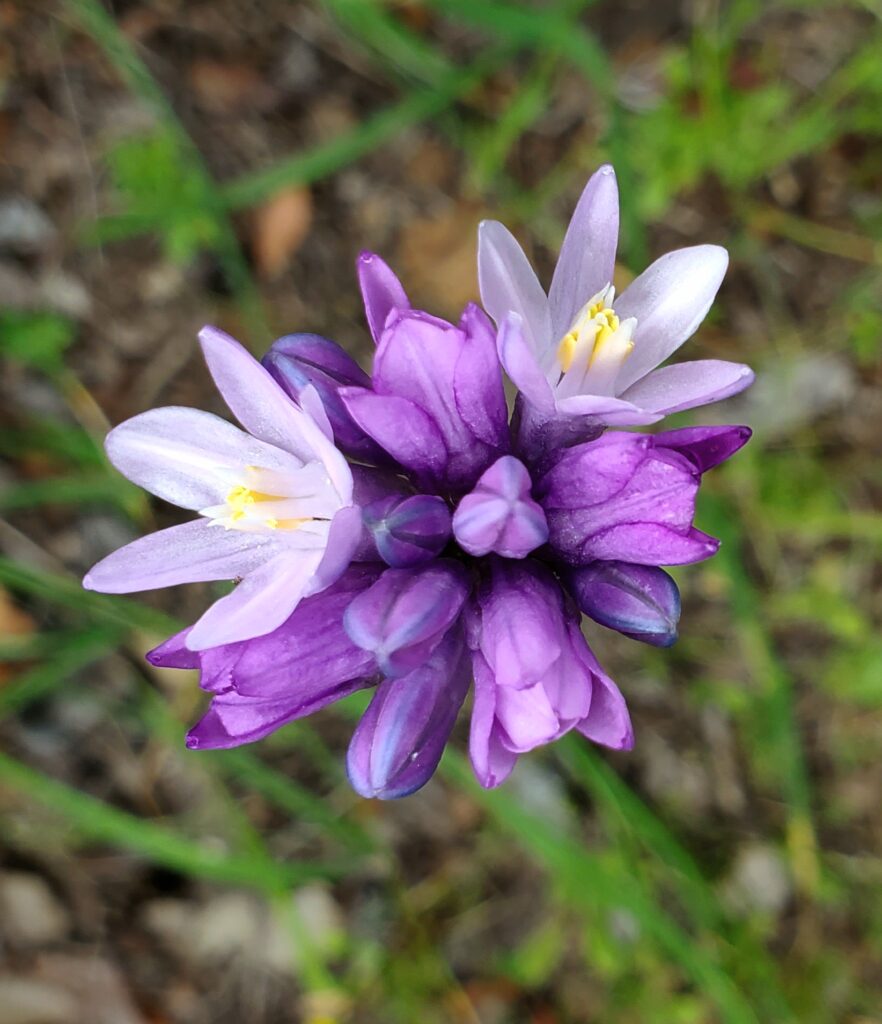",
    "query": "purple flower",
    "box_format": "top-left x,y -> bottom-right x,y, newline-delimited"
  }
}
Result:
452,455 -> 548,559
262,332 -> 389,464
341,253 -> 510,491
84,326 -> 359,650
347,627 -> 470,799
94,203 -> 754,800
147,565 -> 382,749
478,164 -> 754,459
468,560 -> 632,789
